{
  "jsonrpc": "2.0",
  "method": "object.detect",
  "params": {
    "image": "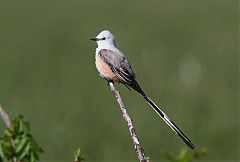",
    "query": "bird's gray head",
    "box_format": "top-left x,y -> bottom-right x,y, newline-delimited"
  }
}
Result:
90,30 -> 116,47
